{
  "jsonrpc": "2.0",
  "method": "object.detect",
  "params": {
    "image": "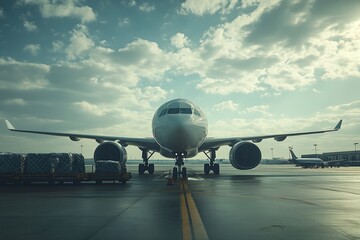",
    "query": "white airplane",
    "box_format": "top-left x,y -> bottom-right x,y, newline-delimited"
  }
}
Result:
289,148 -> 343,168
5,99 -> 342,179
289,148 -> 325,168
